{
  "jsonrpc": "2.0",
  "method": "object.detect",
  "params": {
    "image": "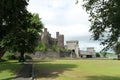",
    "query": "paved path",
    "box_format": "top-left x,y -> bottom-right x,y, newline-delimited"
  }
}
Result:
14,63 -> 32,80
